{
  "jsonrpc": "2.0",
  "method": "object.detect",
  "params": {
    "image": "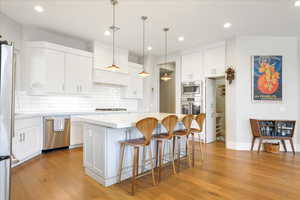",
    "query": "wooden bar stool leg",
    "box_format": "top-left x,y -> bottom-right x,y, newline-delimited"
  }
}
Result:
173,136 -> 176,160
177,137 -> 181,172
148,145 -> 156,186
186,136 -> 192,168
136,147 -> 140,176
289,139 -> 296,156
169,140 -> 176,175
191,133 -> 195,167
155,140 -> 159,168
198,134 -> 203,162
132,146 -> 139,195
141,146 -> 146,173
158,140 -> 163,183
118,143 -> 125,183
